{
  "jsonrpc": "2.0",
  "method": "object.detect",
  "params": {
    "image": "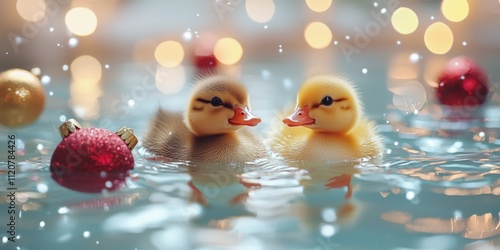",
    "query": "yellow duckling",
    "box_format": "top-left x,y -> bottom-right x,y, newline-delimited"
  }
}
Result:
268,74 -> 383,162
143,75 -> 267,164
